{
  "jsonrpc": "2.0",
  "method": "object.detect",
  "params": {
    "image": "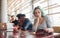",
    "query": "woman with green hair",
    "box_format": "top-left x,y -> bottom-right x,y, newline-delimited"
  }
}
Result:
33,6 -> 54,37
